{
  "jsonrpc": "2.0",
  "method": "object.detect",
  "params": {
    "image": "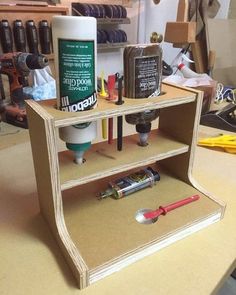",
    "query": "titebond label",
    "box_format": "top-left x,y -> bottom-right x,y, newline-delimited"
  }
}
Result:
58,39 -> 96,112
